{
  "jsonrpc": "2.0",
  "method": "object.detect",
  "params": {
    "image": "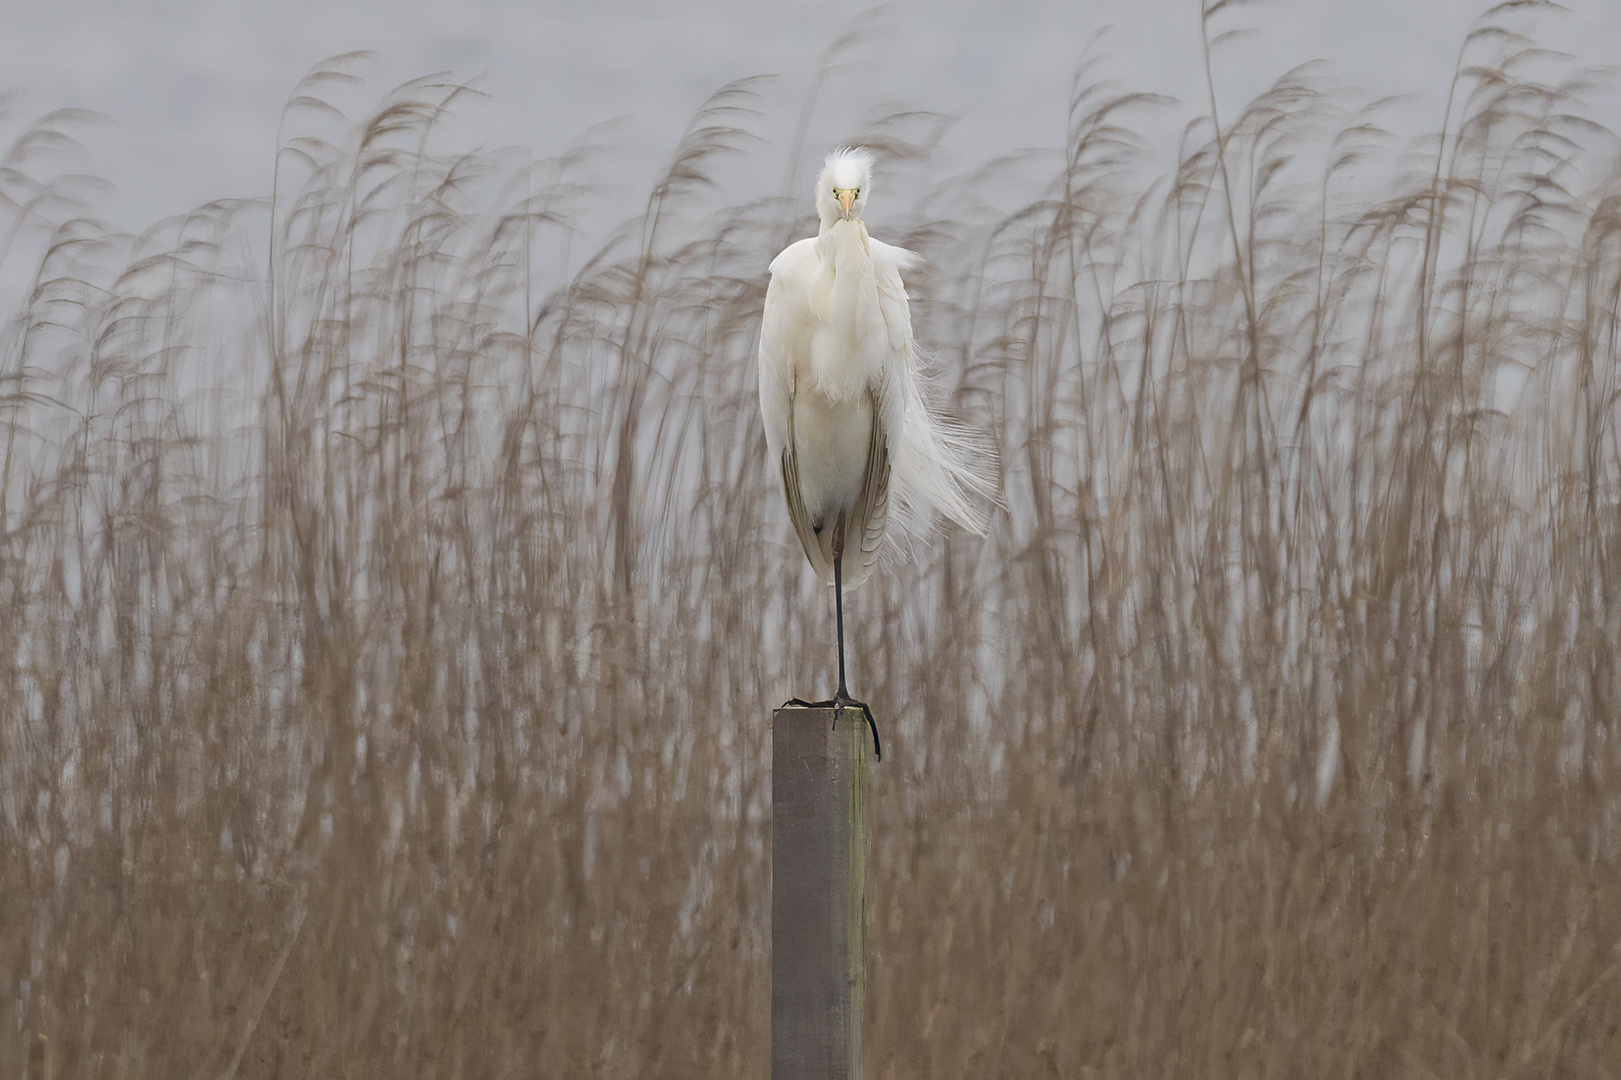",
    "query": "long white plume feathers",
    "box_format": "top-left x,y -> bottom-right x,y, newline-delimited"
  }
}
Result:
888,343 -> 997,545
